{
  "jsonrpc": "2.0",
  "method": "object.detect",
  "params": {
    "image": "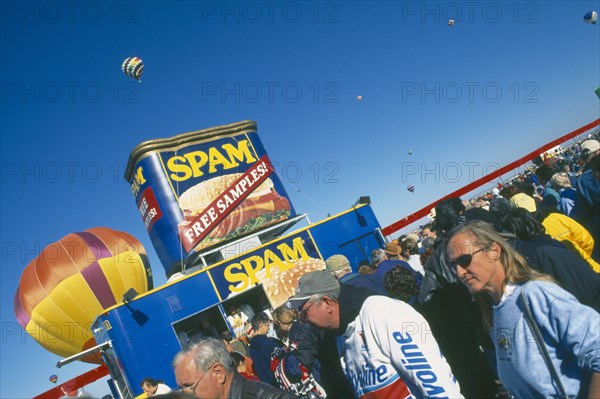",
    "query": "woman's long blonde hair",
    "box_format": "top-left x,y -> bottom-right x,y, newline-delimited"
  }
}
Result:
446,220 -> 553,326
